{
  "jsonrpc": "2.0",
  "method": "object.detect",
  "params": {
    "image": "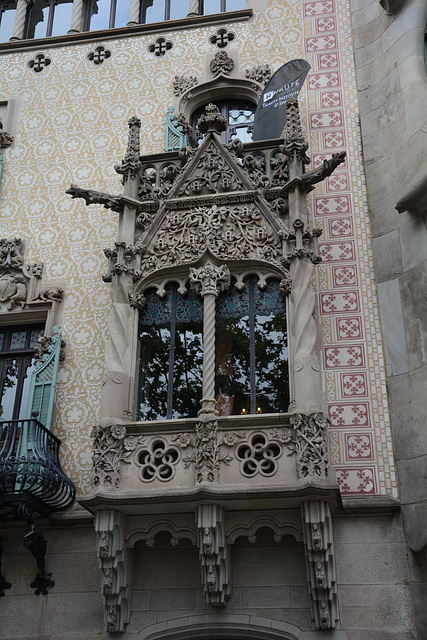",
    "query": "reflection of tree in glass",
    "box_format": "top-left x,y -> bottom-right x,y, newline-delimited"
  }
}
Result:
255,313 -> 289,413
215,317 -> 251,415
138,326 -> 169,421
173,324 -> 203,418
